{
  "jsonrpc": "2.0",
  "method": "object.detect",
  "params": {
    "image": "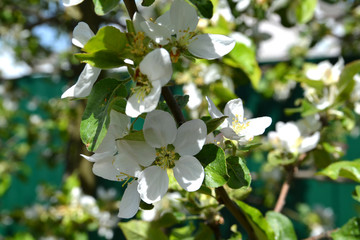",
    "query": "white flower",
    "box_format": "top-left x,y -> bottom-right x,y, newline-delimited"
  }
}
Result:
140,0 -> 235,60
61,22 -> 101,99
183,82 -> 202,110
125,48 -> 173,118
351,74 -> 360,115
268,120 -> 320,154
306,58 -> 343,85
62,0 -> 84,7
206,97 -> 272,143
117,110 -> 207,204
